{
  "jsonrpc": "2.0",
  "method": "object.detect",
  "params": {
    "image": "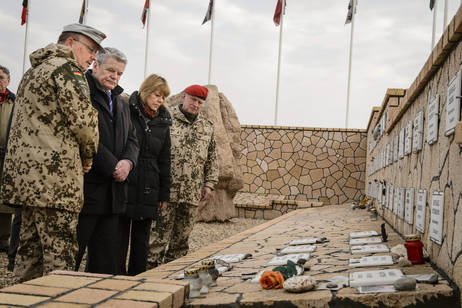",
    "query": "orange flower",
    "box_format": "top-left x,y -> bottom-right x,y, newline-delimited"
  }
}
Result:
259,270 -> 285,289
